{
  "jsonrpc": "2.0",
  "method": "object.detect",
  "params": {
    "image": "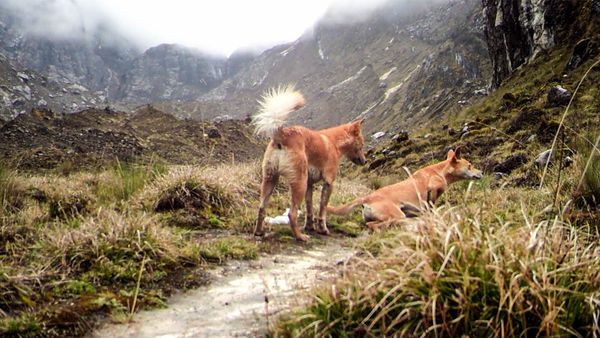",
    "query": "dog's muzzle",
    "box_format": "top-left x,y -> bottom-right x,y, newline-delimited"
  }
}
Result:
352,157 -> 366,165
